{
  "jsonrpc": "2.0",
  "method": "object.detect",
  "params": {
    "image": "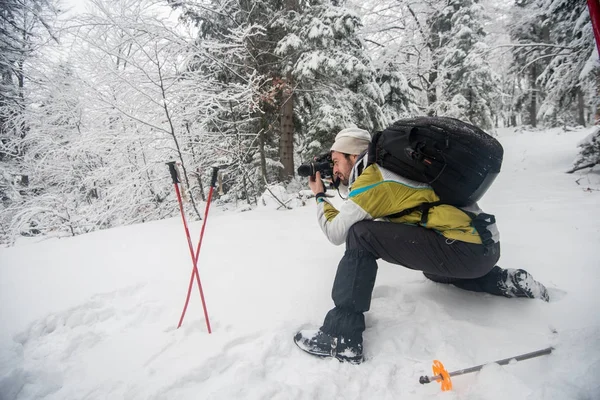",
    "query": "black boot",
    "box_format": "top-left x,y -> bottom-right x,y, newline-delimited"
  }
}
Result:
424,266 -> 550,302
294,329 -> 363,364
500,268 -> 550,302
